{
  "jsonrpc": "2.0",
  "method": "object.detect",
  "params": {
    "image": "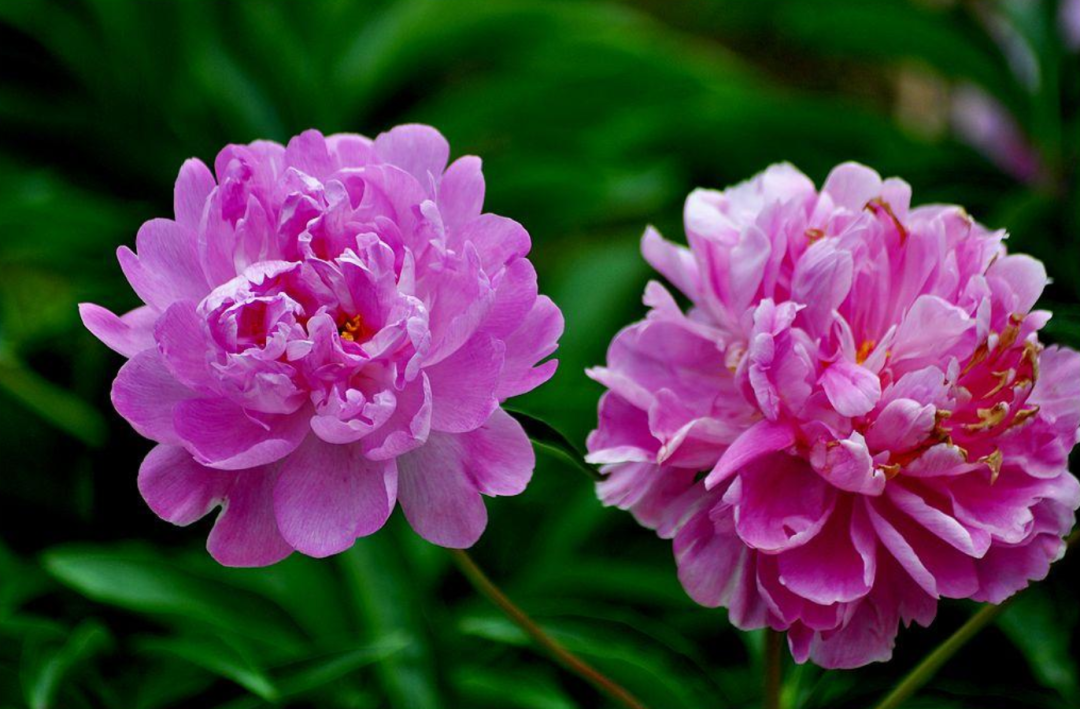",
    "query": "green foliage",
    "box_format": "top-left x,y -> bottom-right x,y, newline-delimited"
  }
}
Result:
0,0 -> 1077,707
